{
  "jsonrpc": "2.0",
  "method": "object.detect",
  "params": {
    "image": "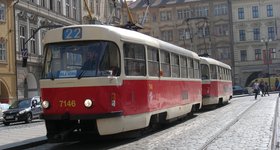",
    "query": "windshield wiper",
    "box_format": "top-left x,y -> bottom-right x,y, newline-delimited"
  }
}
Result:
77,70 -> 86,79
50,72 -> 55,80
